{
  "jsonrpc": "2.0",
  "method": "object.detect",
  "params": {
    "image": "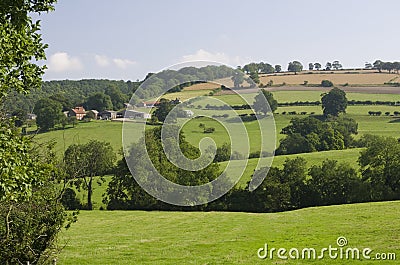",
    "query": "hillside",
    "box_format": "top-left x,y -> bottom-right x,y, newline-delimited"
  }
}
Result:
58,201 -> 400,264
